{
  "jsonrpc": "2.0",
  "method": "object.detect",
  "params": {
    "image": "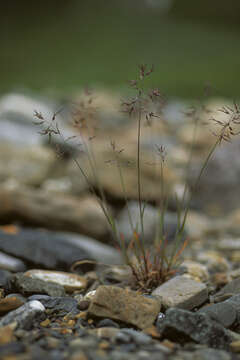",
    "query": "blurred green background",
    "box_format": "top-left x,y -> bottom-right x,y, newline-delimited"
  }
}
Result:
1,0 -> 240,99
